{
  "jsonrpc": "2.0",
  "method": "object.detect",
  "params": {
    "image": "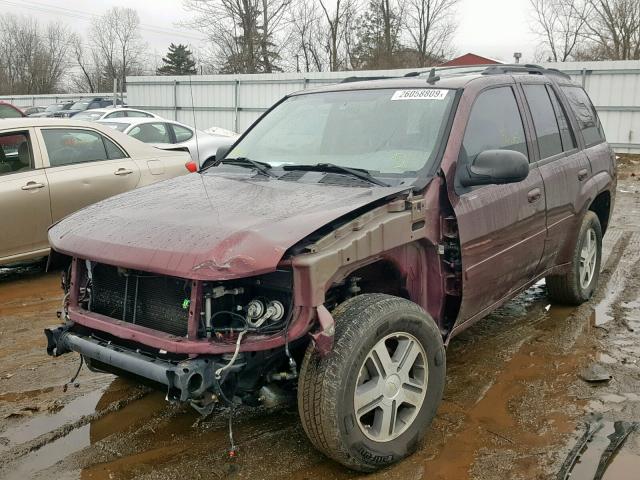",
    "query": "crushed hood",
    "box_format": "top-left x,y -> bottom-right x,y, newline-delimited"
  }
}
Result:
49,172 -> 409,280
